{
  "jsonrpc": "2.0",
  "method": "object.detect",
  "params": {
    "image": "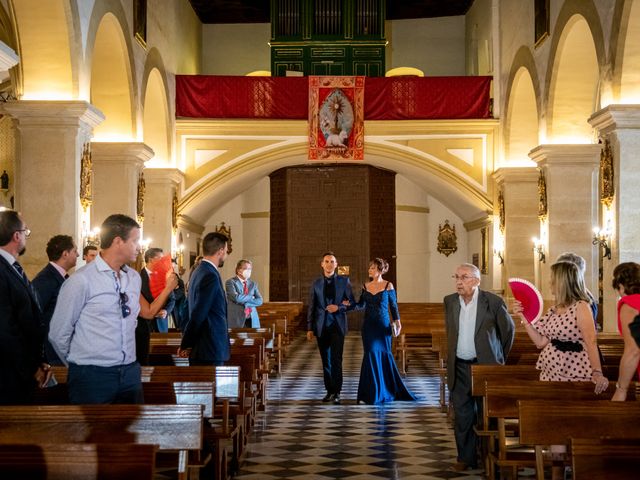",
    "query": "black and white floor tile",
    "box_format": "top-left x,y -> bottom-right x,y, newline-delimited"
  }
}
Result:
235,333 -> 489,480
